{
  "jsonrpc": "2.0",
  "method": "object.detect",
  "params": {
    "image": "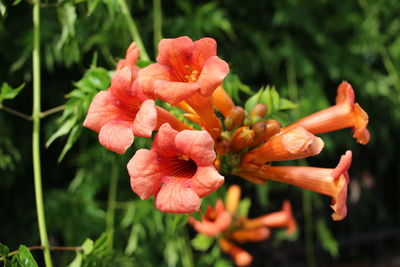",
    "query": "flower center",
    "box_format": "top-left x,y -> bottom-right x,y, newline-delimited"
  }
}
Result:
162,155 -> 197,178
184,65 -> 199,82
